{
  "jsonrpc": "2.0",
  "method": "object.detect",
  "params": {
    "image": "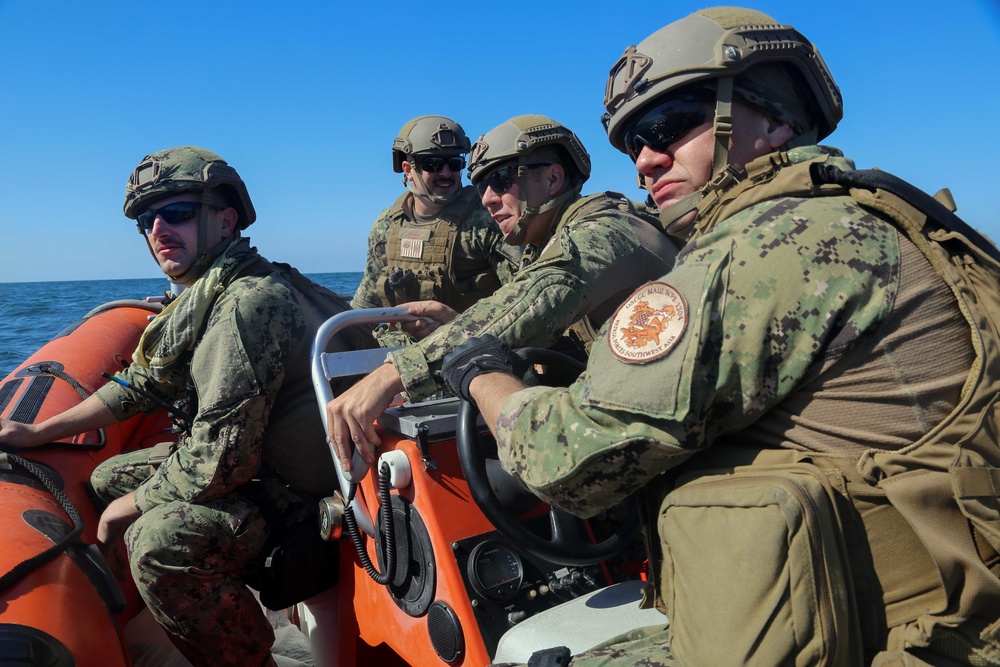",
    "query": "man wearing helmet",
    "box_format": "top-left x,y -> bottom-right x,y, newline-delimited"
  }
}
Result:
447,7 -> 1000,666
326,114 -> 678,473
352,115 -> 520,324
0,146 -> 370,667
